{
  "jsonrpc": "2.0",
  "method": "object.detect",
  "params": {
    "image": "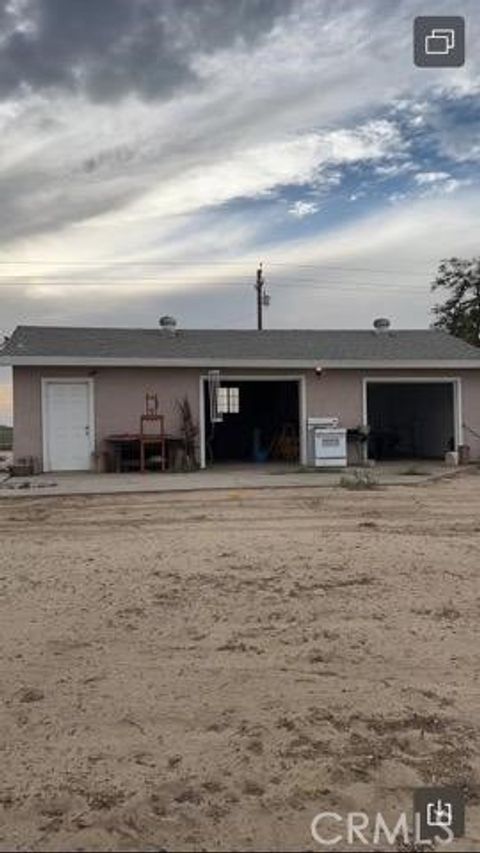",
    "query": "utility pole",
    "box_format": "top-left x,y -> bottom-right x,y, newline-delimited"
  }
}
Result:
255,262 -> 270,330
